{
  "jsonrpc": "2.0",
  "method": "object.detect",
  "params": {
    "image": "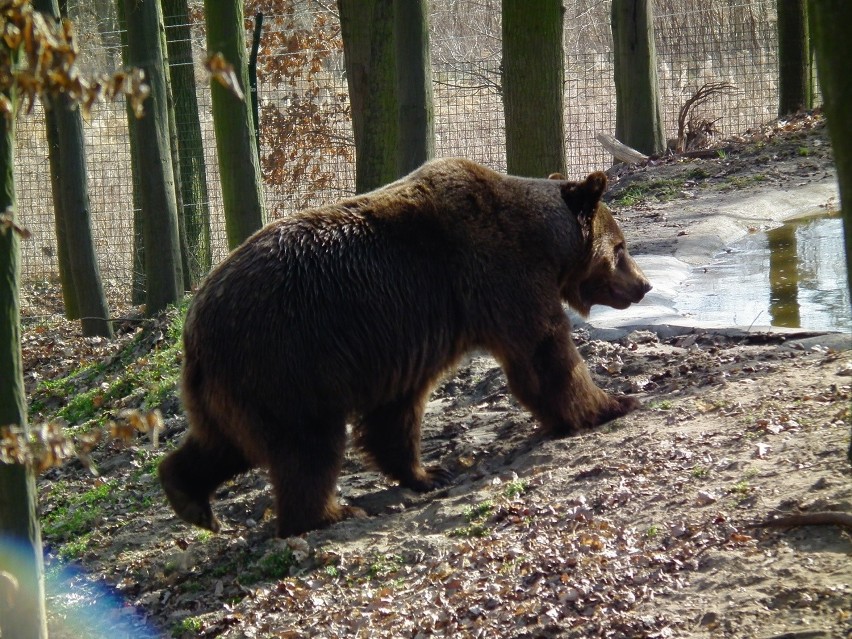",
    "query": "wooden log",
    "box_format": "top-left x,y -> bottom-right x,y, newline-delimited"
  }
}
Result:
596,133 -> 649,164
